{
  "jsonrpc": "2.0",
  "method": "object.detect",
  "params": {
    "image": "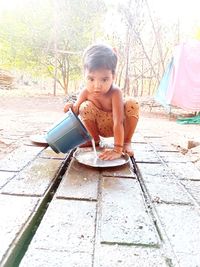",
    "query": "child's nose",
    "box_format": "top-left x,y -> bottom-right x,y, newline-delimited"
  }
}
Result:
94,81 -> 101,89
